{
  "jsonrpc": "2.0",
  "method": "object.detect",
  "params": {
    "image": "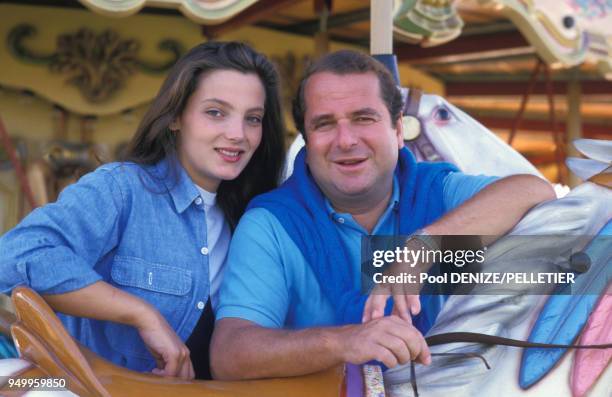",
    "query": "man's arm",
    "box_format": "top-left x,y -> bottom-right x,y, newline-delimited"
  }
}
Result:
210,316 -> 430,380
212,208 -> 431,380
363,174 -> 556,322
425,174 -> 556,239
